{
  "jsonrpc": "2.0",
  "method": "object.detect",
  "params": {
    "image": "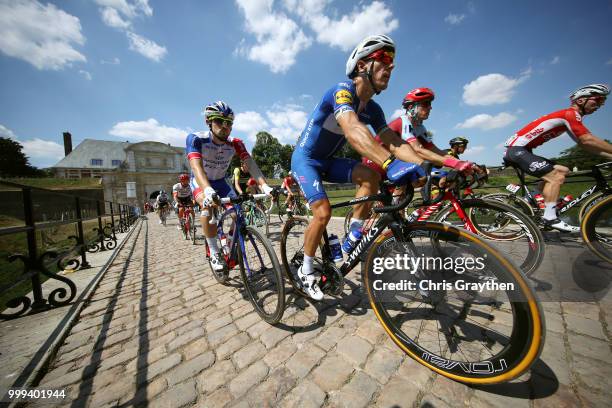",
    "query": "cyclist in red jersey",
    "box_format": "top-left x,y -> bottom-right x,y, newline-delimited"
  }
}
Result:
281,173 -> 295,212
363,88 -> 477,181
503,83 -> 612,232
